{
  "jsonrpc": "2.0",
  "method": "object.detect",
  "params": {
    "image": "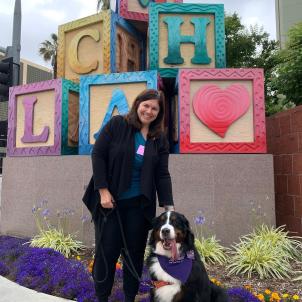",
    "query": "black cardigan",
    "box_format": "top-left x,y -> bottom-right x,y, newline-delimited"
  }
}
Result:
82,115 -> 174,222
